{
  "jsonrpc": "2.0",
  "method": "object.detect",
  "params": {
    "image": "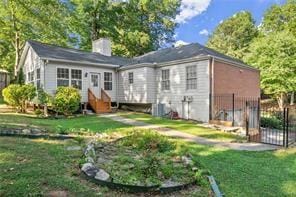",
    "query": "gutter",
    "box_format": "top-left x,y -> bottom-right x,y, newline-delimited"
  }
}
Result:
39,57 -> 120,69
